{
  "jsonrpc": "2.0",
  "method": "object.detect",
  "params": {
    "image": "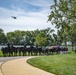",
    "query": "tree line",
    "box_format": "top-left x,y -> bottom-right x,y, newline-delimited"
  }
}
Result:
0,28 -> 55,46
0,26 -> 76,50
